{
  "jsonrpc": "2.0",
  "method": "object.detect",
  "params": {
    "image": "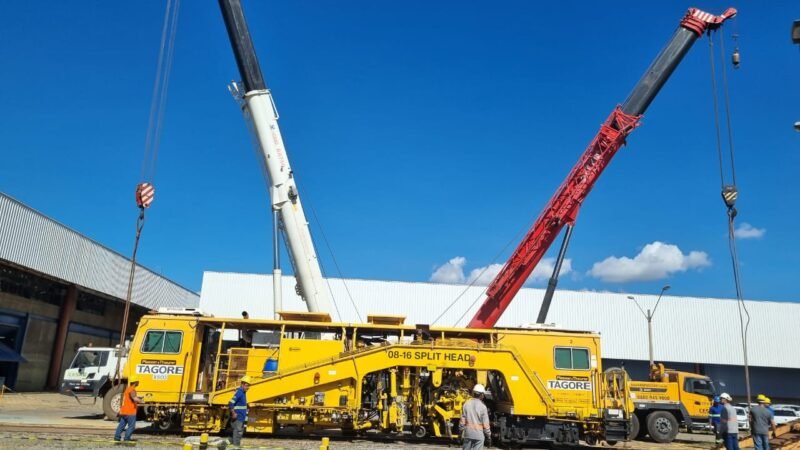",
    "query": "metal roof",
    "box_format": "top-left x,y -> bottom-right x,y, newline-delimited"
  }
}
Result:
0,193 -> 198,309
200,271 -> 798,369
